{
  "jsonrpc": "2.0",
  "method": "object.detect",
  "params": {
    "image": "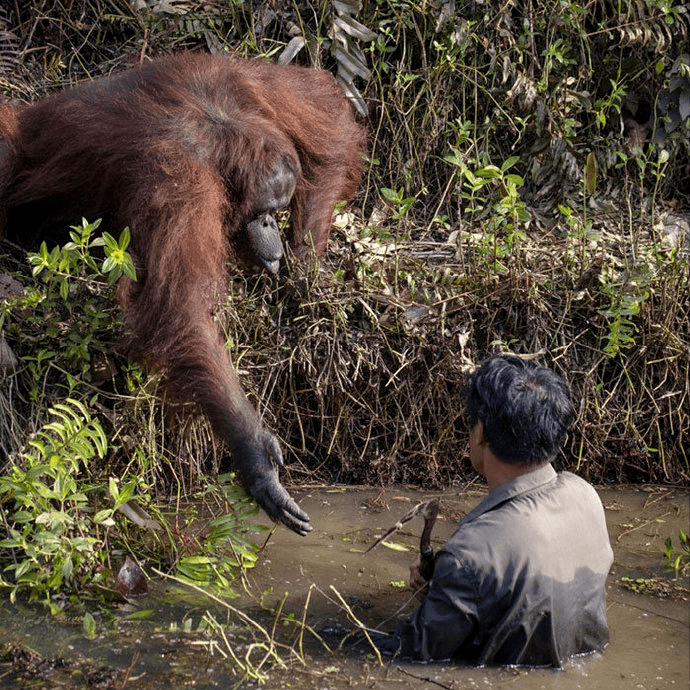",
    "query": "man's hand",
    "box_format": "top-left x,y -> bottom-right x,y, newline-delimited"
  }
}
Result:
409,555 -> 430,602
